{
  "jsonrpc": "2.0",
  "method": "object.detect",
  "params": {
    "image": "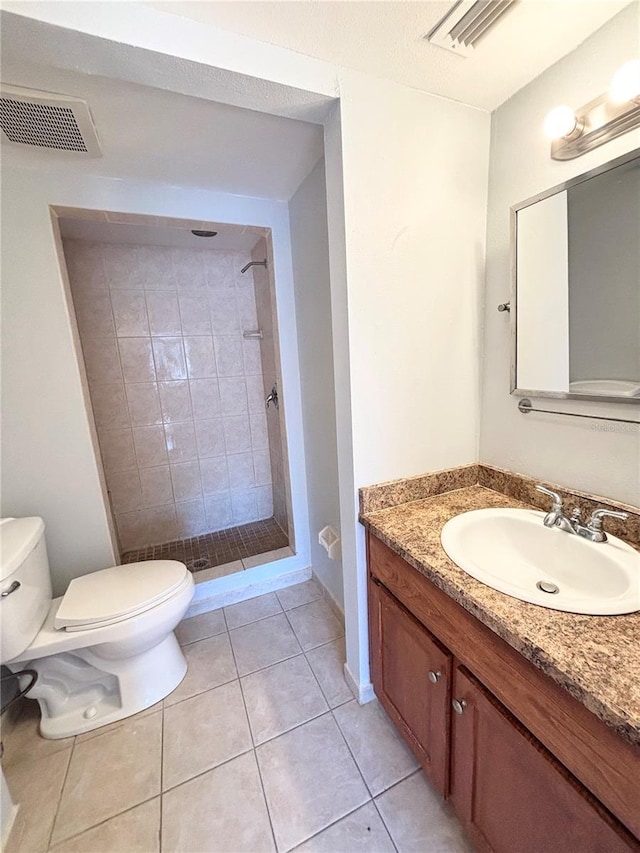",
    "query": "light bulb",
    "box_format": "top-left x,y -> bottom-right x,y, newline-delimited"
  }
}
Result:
609,59 -> 640,104
543,105 -> 580,141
